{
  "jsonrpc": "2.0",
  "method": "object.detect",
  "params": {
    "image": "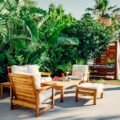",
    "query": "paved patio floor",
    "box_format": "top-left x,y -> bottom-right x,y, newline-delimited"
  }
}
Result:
0,85 -> 120,120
